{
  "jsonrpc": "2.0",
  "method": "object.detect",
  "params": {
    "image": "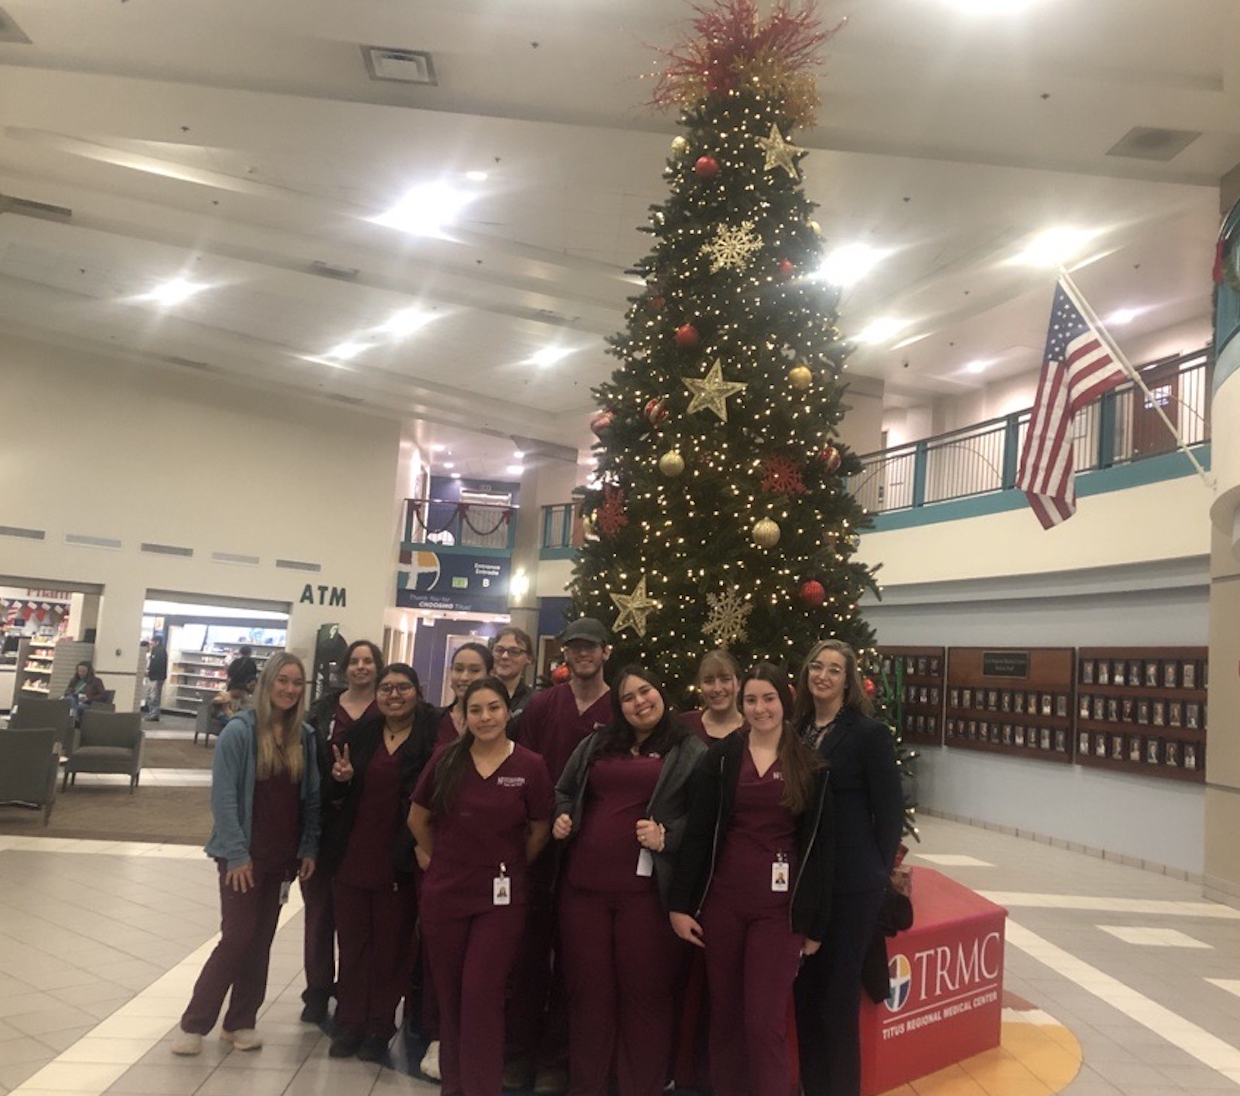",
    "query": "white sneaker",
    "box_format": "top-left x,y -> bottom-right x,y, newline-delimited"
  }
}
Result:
171,1031 -> 202,1056
221,1028 -> 263,1051
420,1040 -> 441,1080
